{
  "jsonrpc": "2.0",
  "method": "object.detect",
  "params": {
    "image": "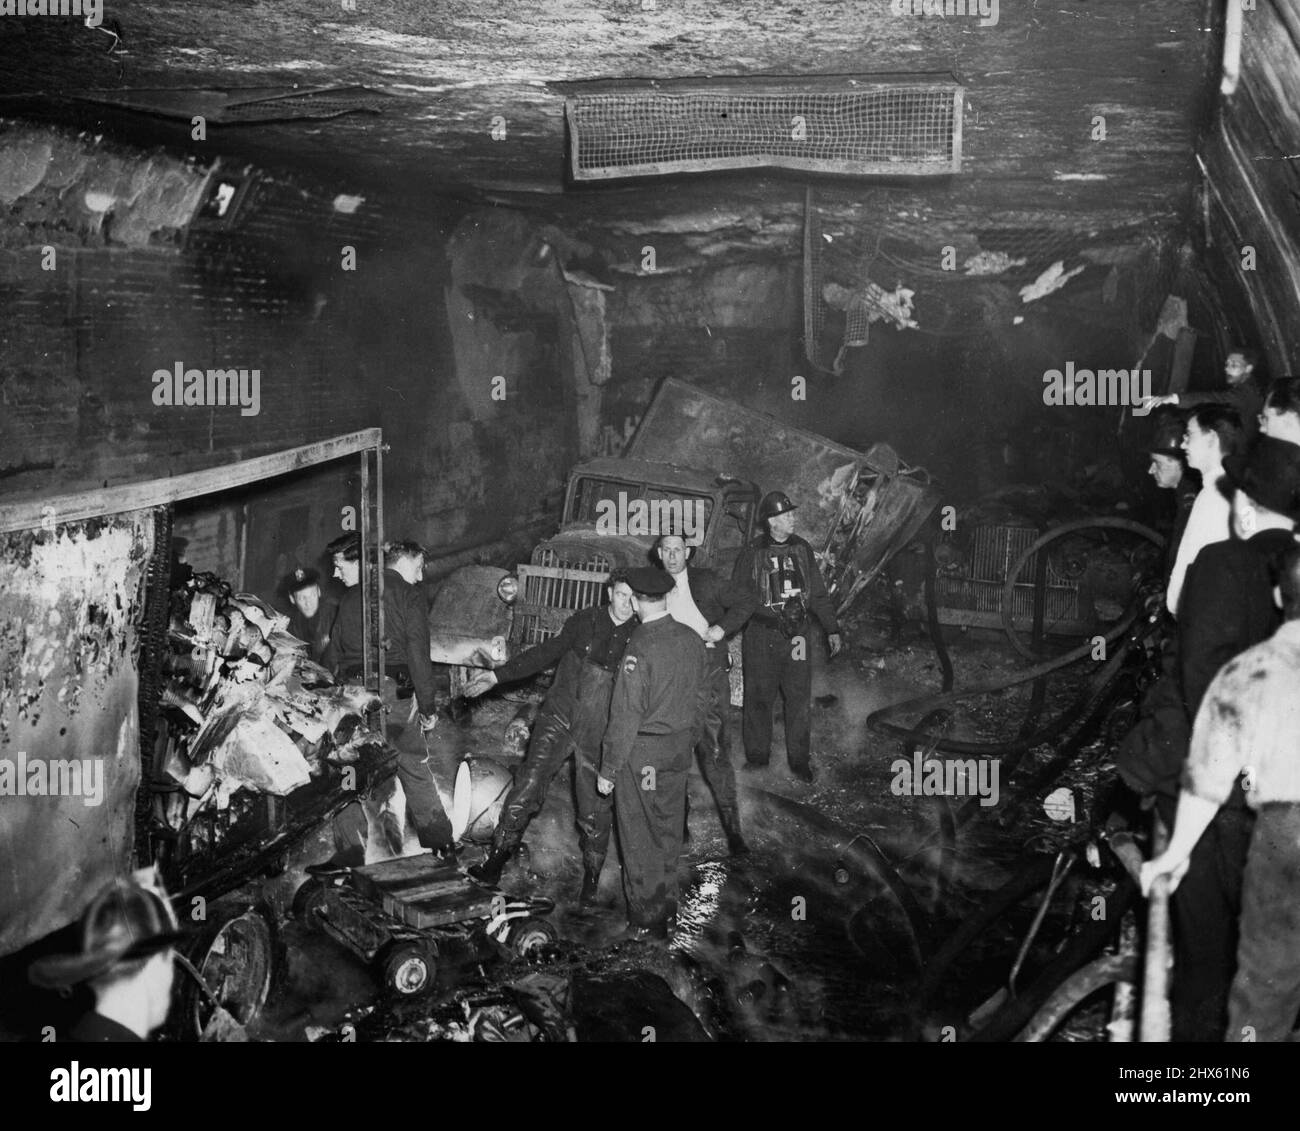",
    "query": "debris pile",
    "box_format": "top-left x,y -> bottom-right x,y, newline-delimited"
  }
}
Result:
153,571 -> 387,837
